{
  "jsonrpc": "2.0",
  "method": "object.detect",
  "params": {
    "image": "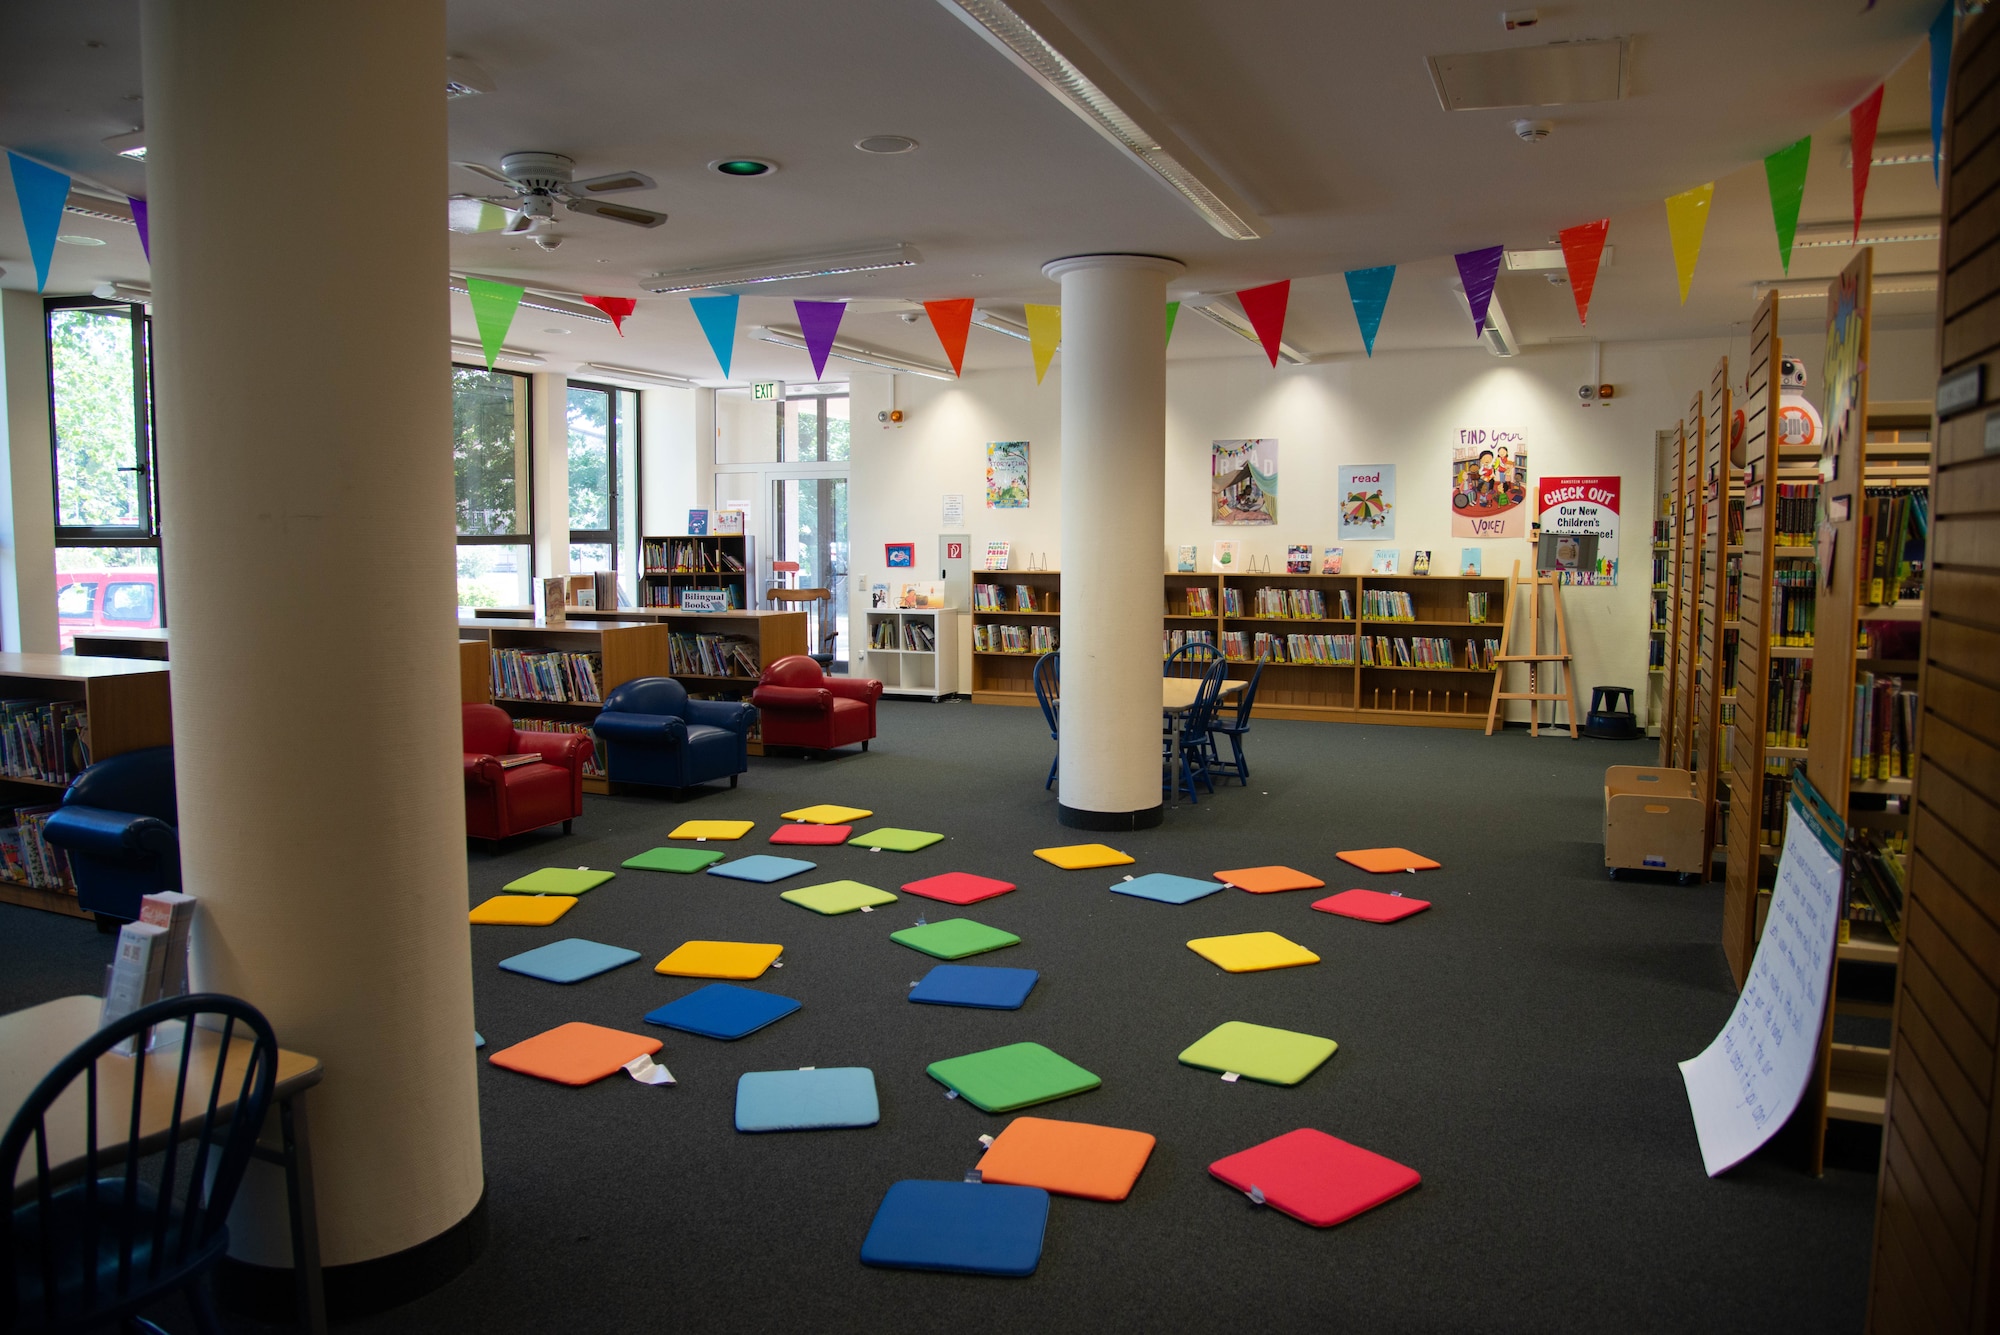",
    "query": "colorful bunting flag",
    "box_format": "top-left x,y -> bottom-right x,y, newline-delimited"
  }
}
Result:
795,300 -> 847,379
1763,136 -> 1812,274
1236,280 -> 1291,367
582,295 -> 636,334
1165,301 -> 1181,347
690,294 -> 740,378
923,299 -> 974,376
1342,265 -> 1395,356
1932,1 -> 1954,185
1664,183 -> 1715,305
465,276 -> 523,371
129,196 -> 150,262
1557,221 -> 1609,325
1452,247 -> 1504,339
1024,303 -> 1061,384
1849,86 -> 1884,242
8,152 -> 70,292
